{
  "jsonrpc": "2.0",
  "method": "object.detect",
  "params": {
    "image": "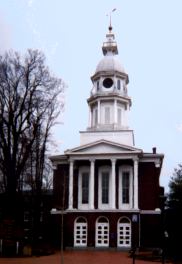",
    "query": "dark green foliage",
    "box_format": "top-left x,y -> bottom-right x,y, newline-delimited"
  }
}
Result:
168,164 -> 182,209
166,164 -> 182,260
